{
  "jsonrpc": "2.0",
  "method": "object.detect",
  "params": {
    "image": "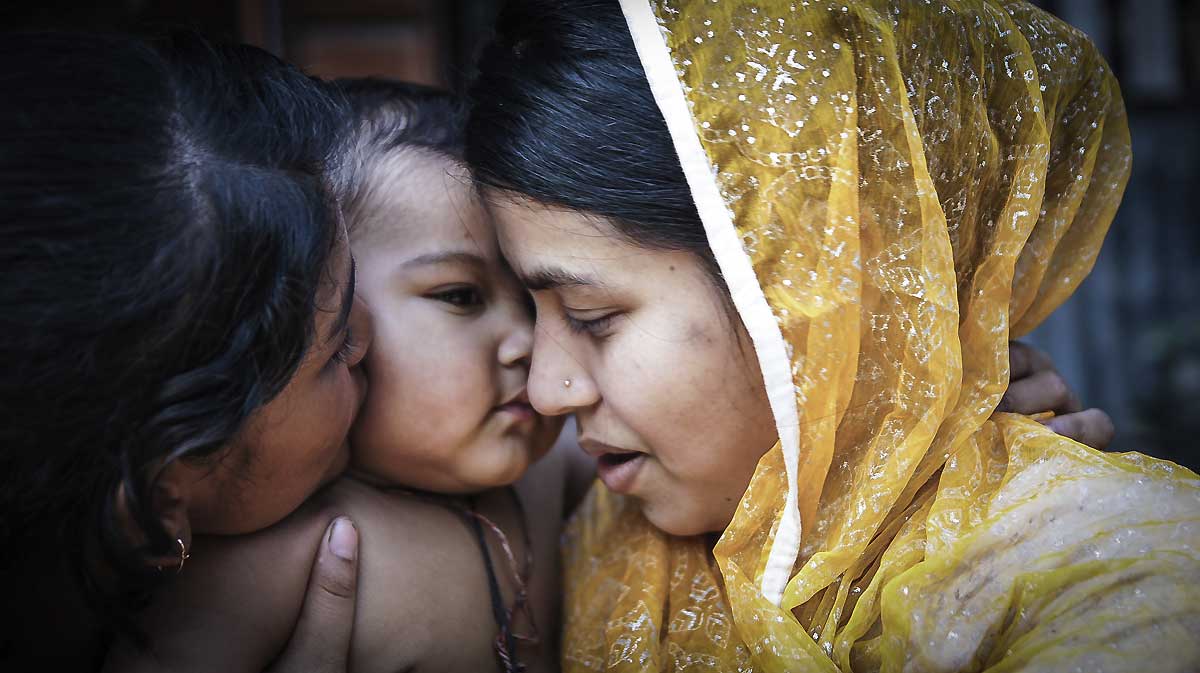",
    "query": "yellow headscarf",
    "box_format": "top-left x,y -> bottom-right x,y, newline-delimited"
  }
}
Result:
561,1 -> 1200,671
